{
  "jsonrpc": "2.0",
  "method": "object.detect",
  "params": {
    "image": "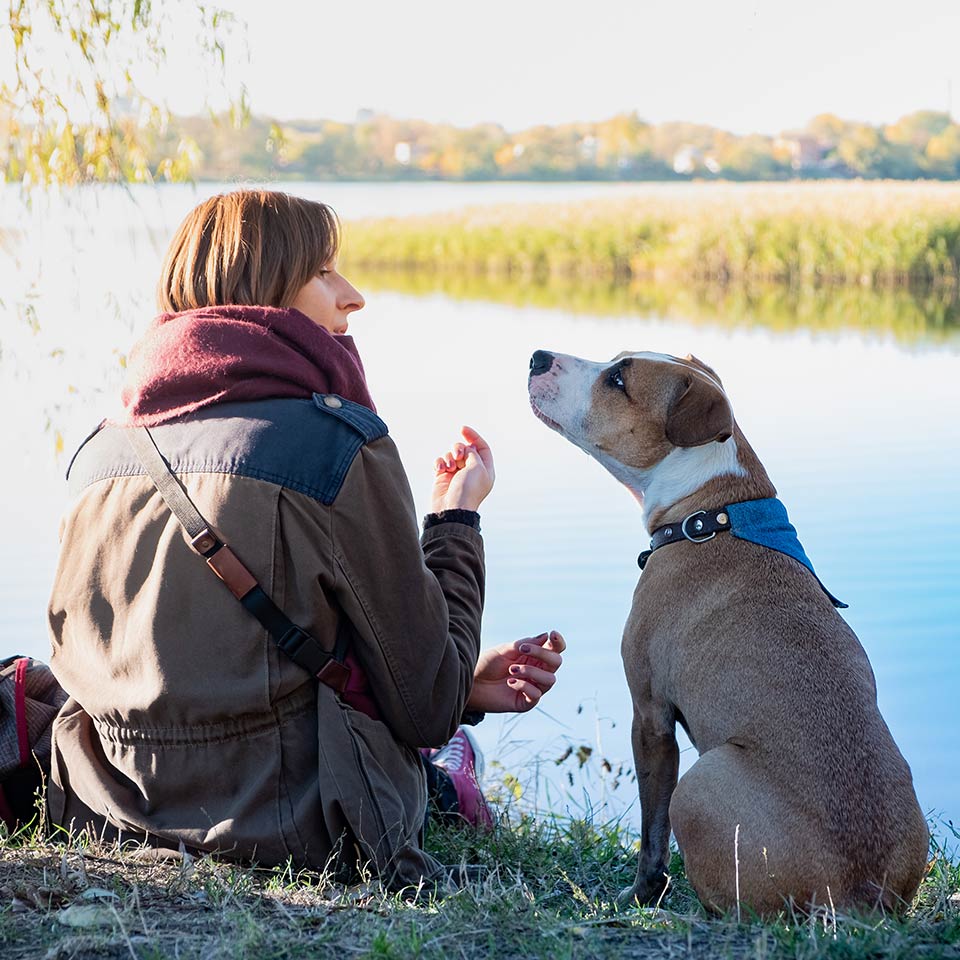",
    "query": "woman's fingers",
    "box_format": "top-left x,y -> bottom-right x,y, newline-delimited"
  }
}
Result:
544,630 -> 566,654
460,425 -> 487,449
506,676 -> 542,706
515,632 -> 565,670
461,426 -> 494,473
508,662 -> 557,691
434,428 -> 493,477
516,643 -> 562,671
435,442 -> 476,472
